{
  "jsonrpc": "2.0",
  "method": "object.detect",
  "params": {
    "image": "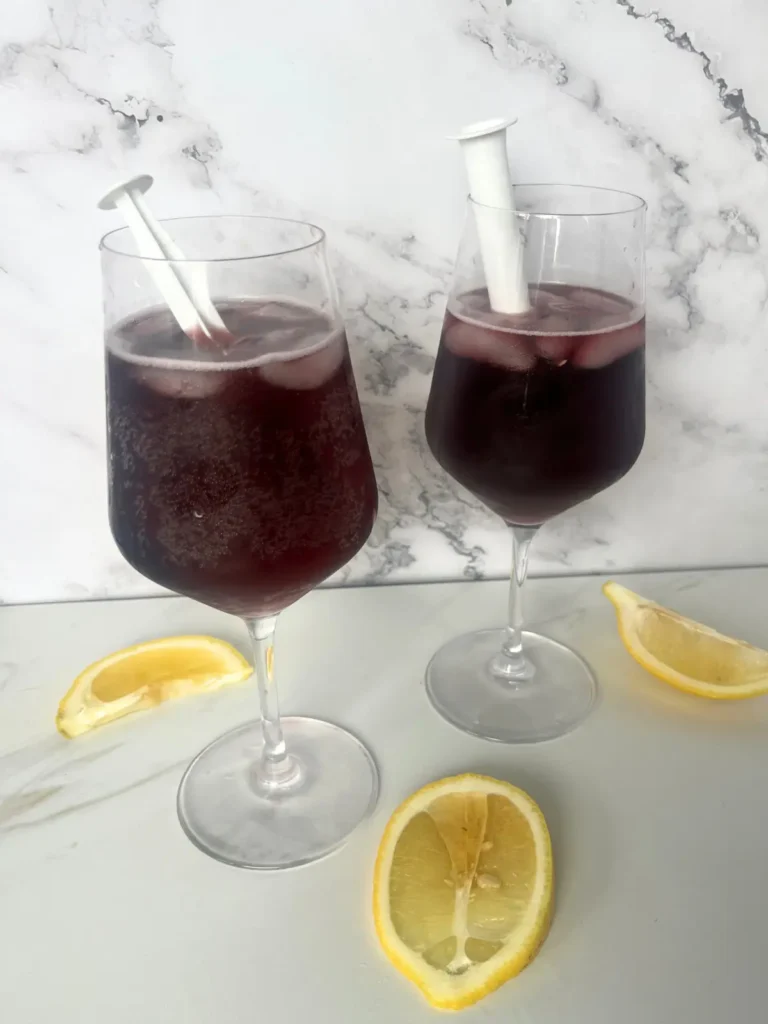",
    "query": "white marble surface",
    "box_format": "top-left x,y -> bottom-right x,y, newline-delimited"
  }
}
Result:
3,0 -> 768,603
2,570 -> 768,1021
